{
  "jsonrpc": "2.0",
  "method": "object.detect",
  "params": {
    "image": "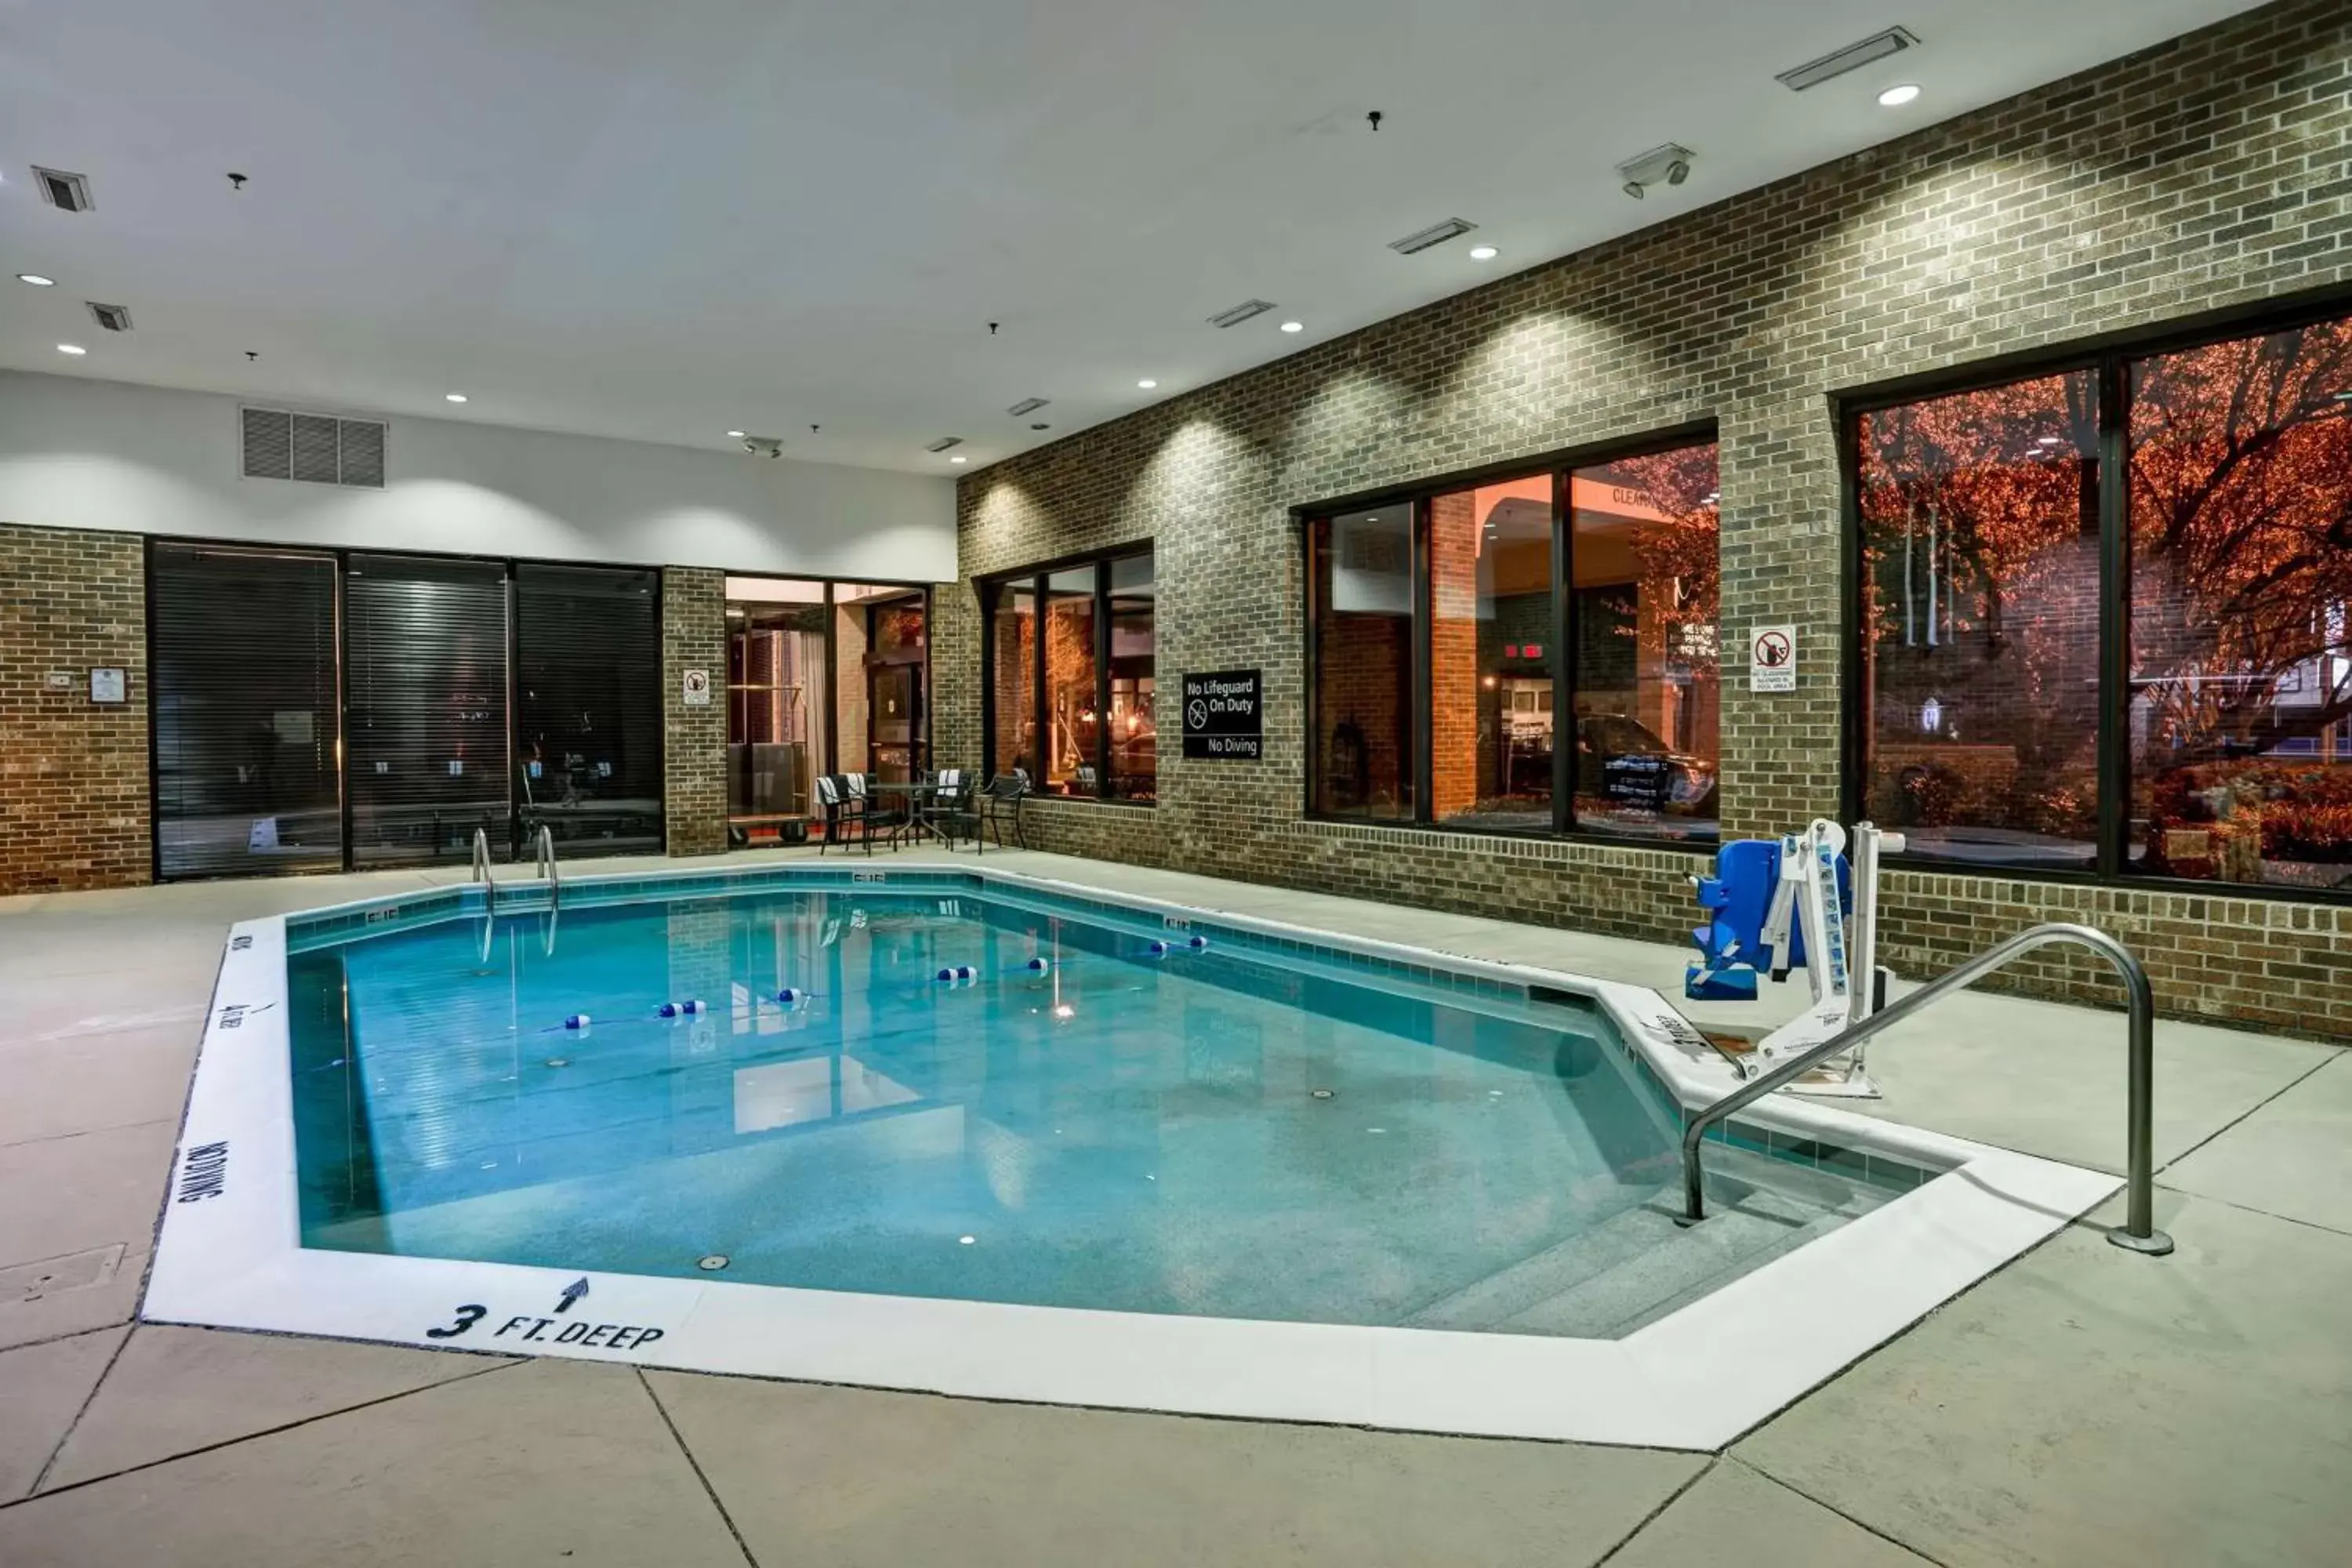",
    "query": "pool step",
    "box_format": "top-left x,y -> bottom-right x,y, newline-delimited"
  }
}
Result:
1402,1145 -> 1901,1340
